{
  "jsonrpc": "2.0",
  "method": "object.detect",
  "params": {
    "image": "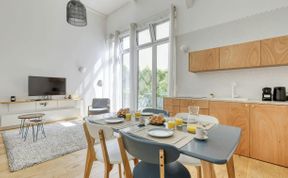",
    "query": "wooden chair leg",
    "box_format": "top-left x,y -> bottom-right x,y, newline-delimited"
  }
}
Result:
118,164 -> 122,178
133,158 -> 139,166
104,164 -> 113,178
196,166 -> 202,178
84,150 -> 94,178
